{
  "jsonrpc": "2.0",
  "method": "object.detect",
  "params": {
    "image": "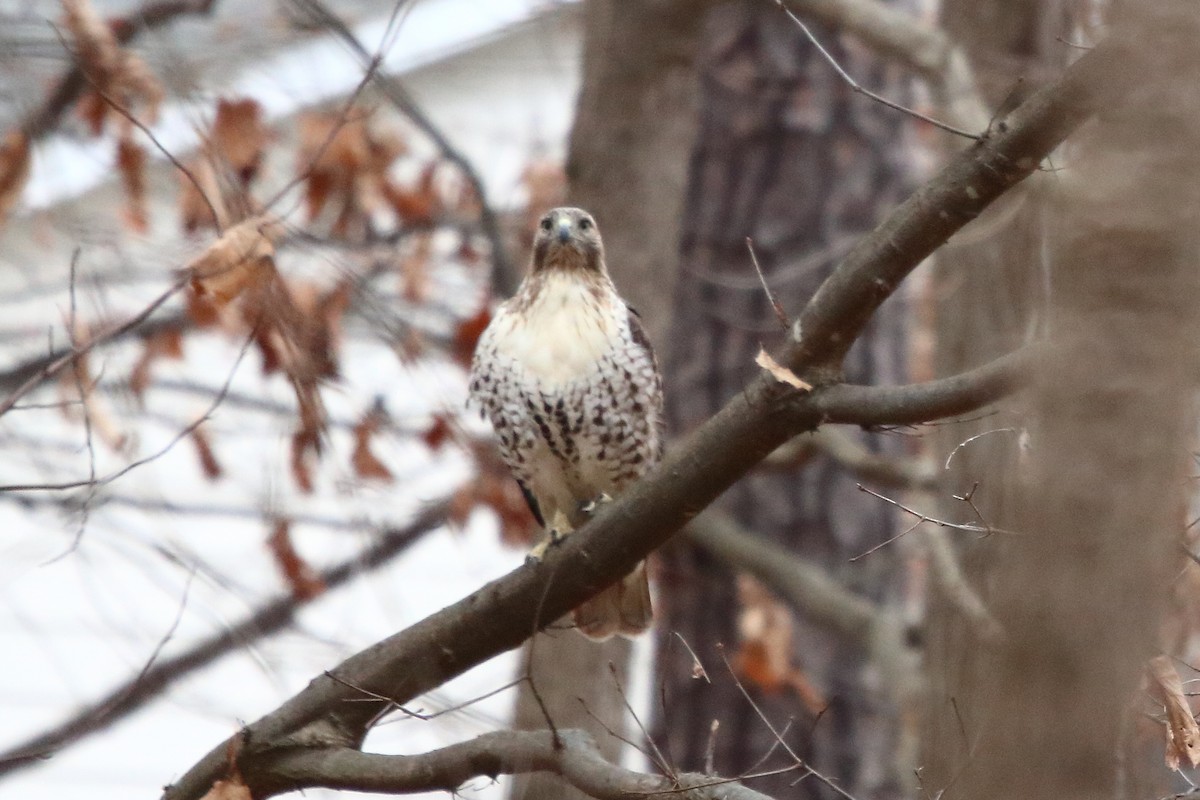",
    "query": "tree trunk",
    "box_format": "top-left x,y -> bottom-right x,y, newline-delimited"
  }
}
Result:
651,3 -> 910,798
924,5 -> 1200,800
507,3 -> 710,800
919,0 -> 1069,791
